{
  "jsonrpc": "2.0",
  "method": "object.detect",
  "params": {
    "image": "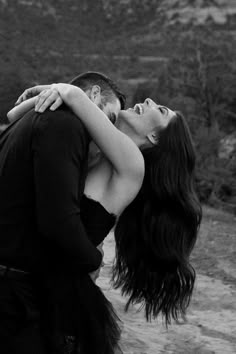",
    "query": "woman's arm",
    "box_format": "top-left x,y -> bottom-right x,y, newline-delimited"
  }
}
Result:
7,97 -> 37,122
8,84 -> 52,122
36,84 -> 144,180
